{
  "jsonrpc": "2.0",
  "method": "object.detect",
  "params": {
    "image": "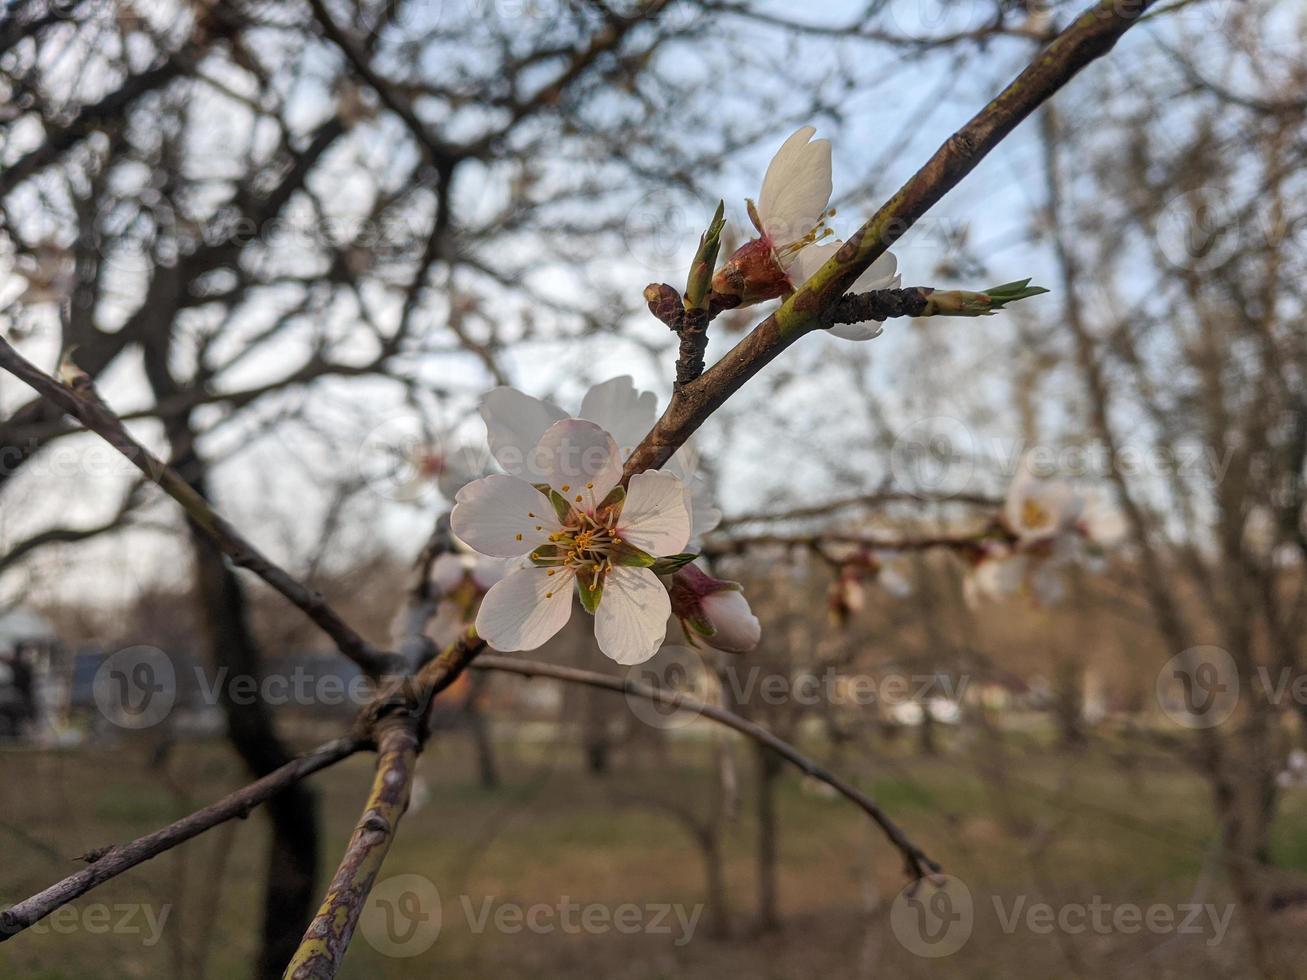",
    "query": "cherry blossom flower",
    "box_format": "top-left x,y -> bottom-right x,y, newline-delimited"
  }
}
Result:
426,551 -> 508,648
669,563 -> 761,653
452,419 -> 692,665
711,126 -> 901,340
965,456 -> 1125,607
479,375 -> 721,537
